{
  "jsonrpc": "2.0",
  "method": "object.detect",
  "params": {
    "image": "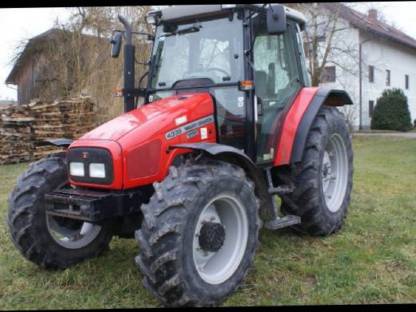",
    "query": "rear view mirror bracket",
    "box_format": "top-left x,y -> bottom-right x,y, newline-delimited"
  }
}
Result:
266,4 -> 287,35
